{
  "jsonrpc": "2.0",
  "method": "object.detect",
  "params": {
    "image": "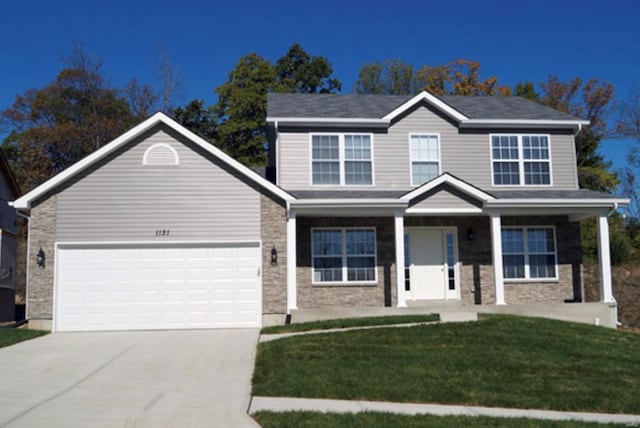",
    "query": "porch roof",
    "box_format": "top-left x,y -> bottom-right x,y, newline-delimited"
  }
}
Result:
288,186 -> 628,220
